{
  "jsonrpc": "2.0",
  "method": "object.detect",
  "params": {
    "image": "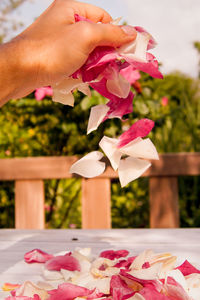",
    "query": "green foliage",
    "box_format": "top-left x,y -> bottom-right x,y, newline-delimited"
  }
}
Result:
0,69 -> 200,228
